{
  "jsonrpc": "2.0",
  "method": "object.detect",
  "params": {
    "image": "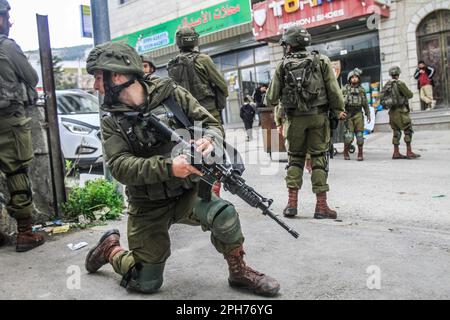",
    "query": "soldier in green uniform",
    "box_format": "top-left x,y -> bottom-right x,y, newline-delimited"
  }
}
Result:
0,0 -> 45,252
381,66 -> 421,159
266,26 -> 346,219
168,26 -> 228,197
140,54 -> 156,76
84,42 -> 279,297
342,68 -> 371,161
